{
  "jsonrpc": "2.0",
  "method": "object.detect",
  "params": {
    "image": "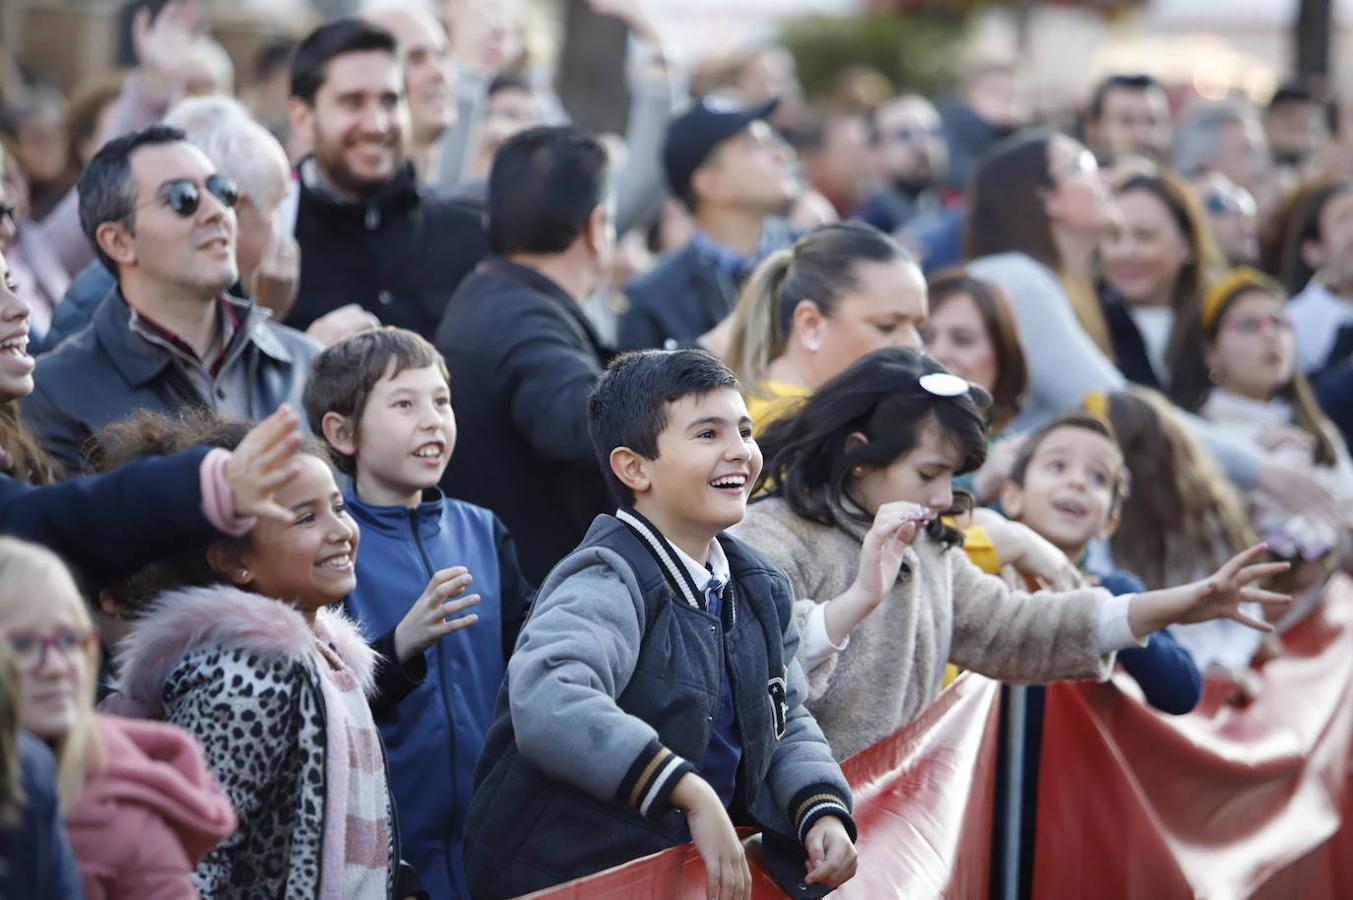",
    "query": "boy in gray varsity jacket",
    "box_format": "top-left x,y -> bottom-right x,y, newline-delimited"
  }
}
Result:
464,350 -> 858,899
